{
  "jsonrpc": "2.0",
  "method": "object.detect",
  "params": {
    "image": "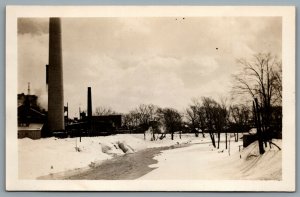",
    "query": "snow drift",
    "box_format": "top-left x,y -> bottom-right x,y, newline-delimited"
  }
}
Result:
238,139 -> 282,180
